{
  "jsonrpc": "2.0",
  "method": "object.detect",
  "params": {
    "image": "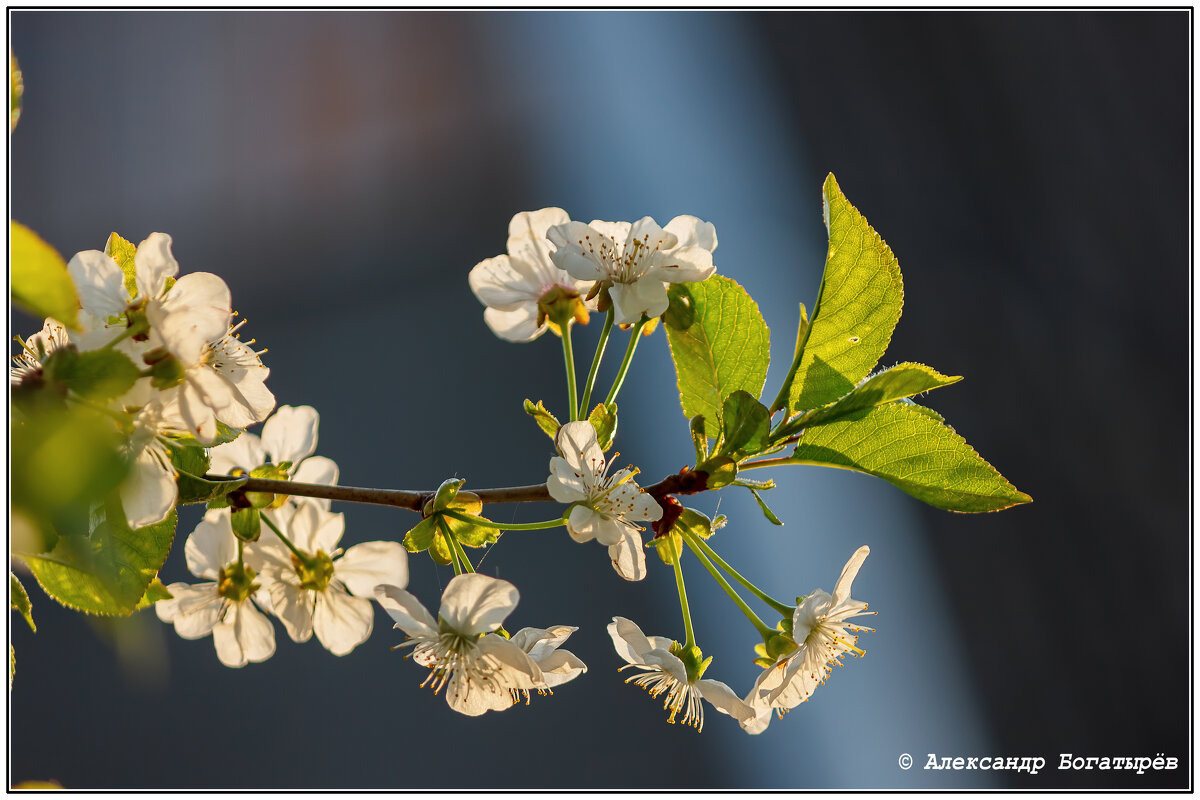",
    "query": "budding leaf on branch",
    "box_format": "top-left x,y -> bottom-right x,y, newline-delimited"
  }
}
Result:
780,362 -> 962,435
523,399 -> 560,440
170,446 -> 247,506
132,578 -> 173,610
784,403 -> 1031,513
665,275 -> 770,426
11,221 -> 80,330
719,391 -> 771,459
785,174 -> 903,414
22,502 -> 177,616
747,487 -> 784,526
587,402 -> 618,451
170,422 -> 243,449
11,573 -> 36,632
104,232 -> 140,300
